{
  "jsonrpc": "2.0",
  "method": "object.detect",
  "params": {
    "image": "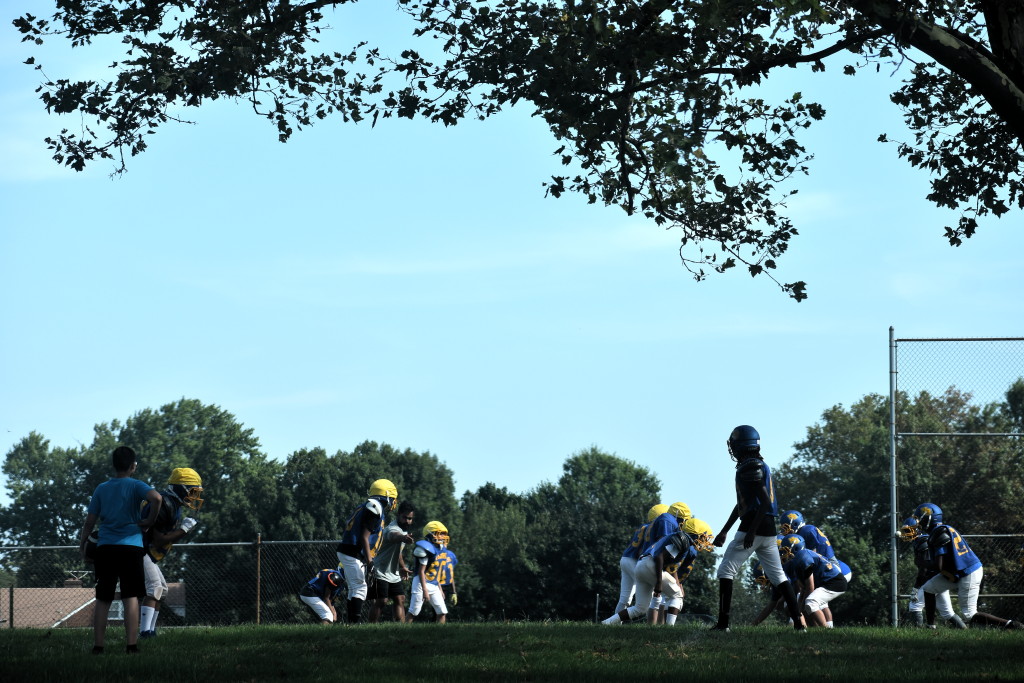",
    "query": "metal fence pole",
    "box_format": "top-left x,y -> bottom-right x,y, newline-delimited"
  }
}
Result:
256,533 -> 262,625
888,326 -> 899,627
